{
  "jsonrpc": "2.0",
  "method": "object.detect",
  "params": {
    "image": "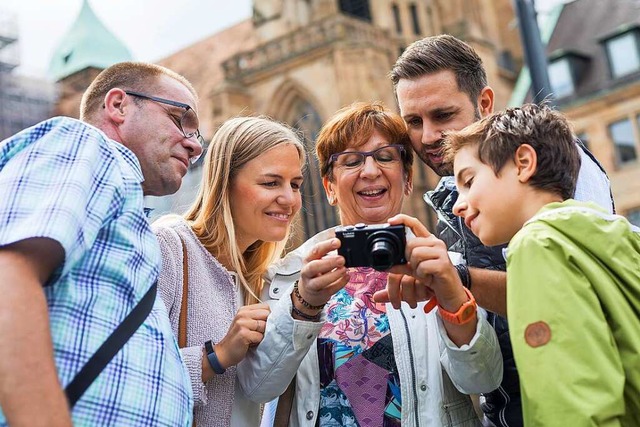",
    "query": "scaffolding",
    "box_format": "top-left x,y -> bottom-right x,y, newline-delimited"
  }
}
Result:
0,9 -> 19,72
0,8 -> 57,140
